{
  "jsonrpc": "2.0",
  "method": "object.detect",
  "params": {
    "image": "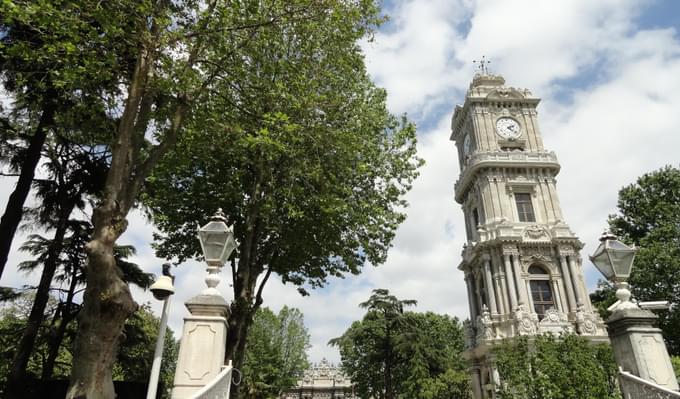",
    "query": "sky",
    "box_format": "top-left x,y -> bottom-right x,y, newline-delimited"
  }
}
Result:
2,0 -> 680,367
